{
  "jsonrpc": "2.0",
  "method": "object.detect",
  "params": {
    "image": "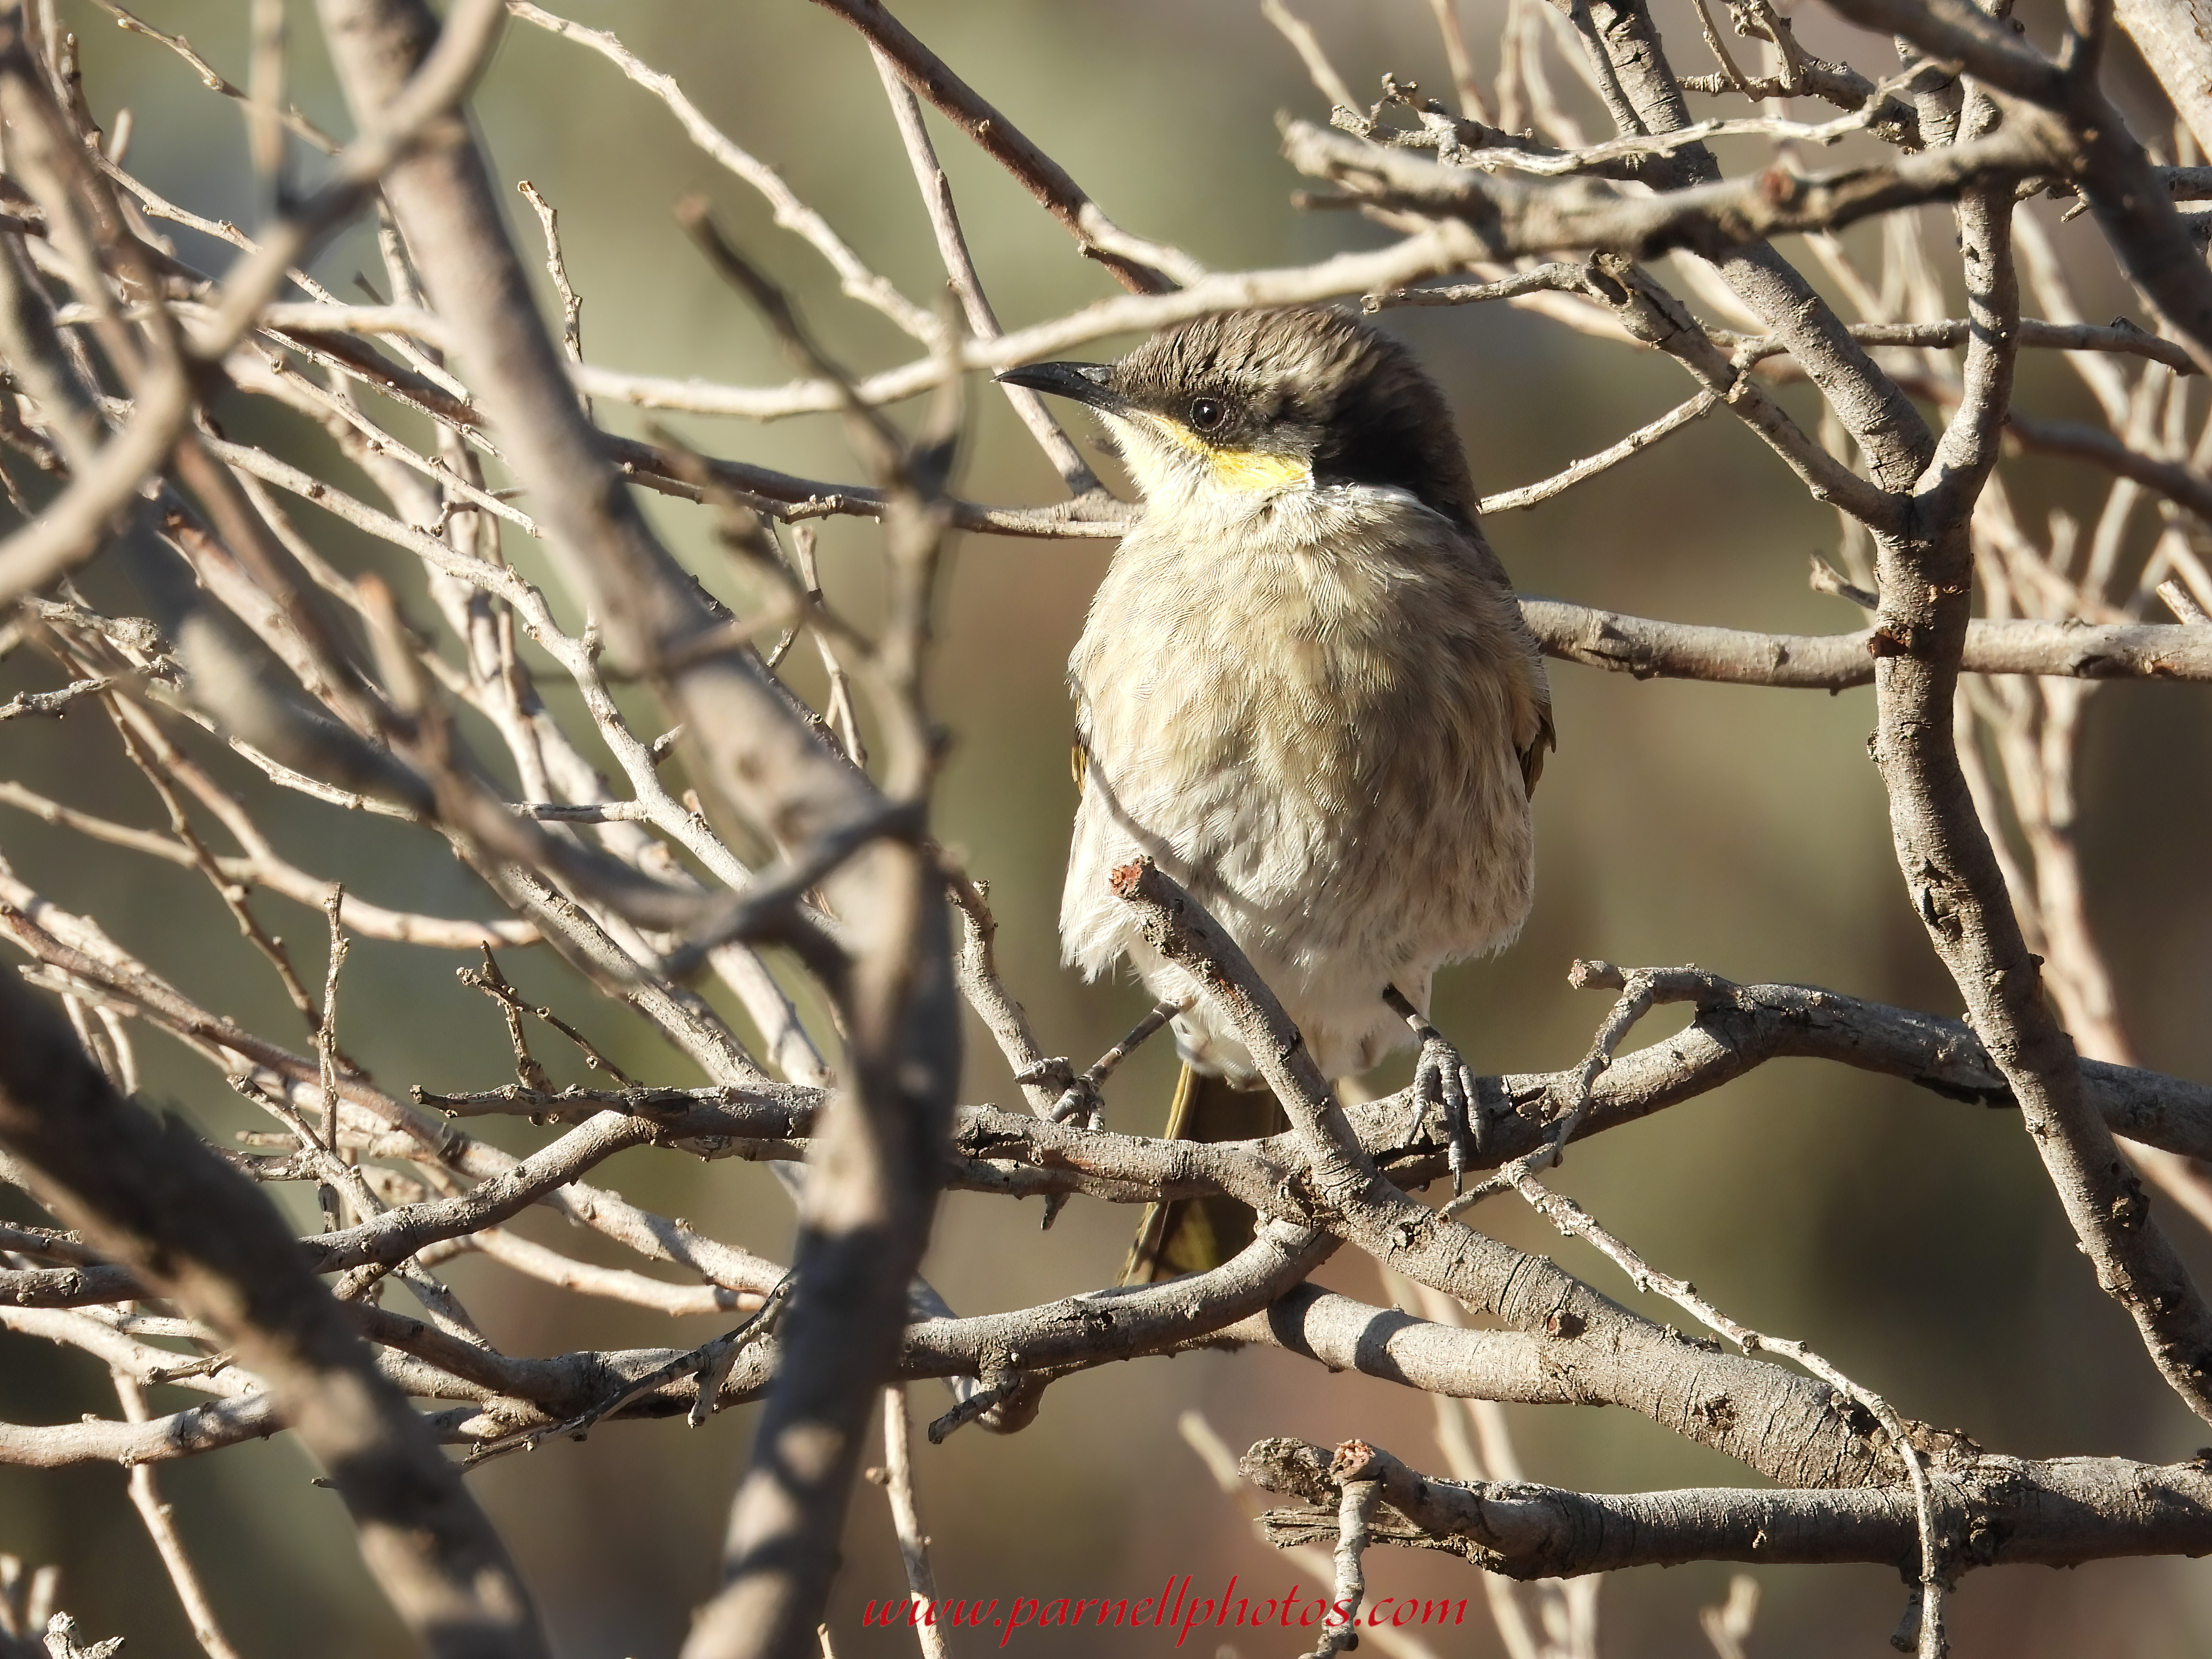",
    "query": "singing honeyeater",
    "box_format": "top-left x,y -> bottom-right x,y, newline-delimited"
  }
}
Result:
999,308 -> 1552,1281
